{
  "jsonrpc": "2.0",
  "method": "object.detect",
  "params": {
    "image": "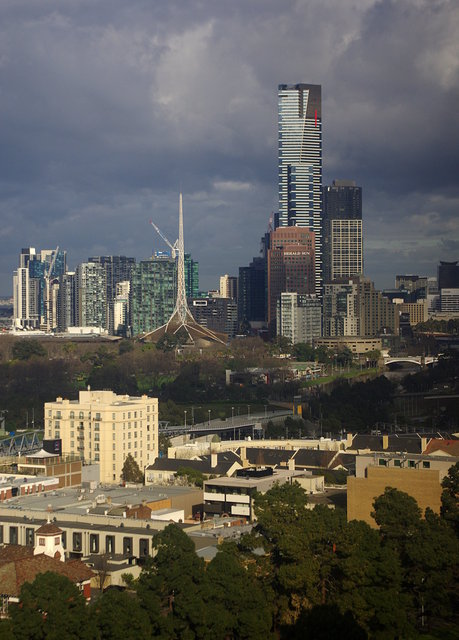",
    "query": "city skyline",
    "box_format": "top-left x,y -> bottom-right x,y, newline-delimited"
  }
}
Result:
1,0 -> 458,295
